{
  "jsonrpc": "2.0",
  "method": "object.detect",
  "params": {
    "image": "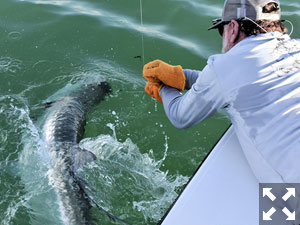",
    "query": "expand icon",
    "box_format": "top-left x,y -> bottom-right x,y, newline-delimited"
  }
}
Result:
259,183 -> 300,225
263,187 -> 295,221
